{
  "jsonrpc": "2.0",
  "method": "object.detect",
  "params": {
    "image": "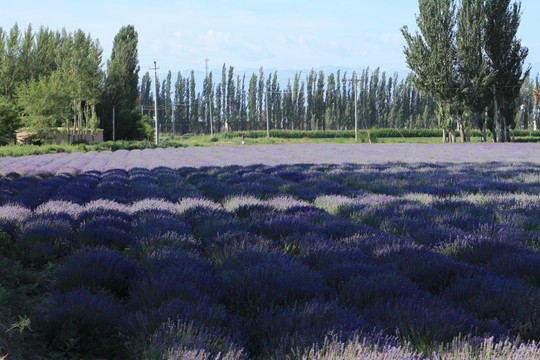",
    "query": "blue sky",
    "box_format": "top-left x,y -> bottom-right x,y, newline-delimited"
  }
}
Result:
2,0 -> 540,77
